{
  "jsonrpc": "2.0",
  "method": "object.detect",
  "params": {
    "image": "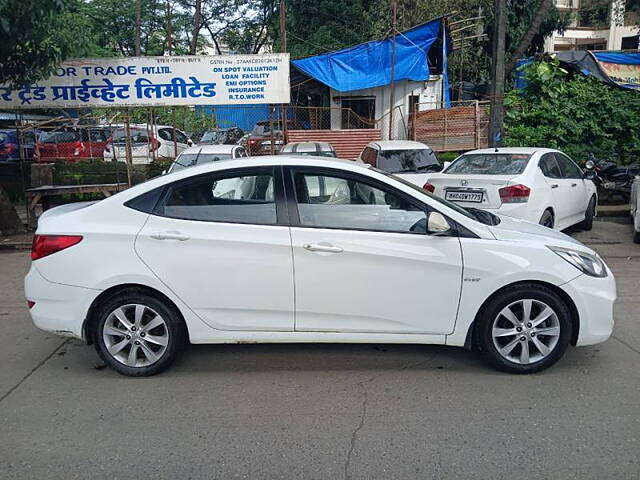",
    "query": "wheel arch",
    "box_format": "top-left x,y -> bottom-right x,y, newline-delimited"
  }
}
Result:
83,283 -> 188,345
464,279 -> 580,349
